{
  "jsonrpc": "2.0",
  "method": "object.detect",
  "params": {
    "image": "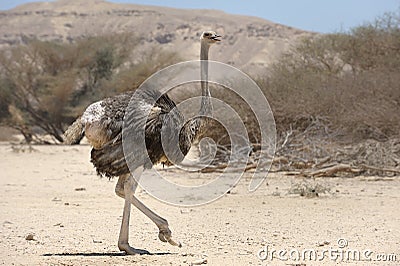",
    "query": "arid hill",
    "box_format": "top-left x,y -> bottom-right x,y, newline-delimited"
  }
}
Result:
0,0 -> 312,74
